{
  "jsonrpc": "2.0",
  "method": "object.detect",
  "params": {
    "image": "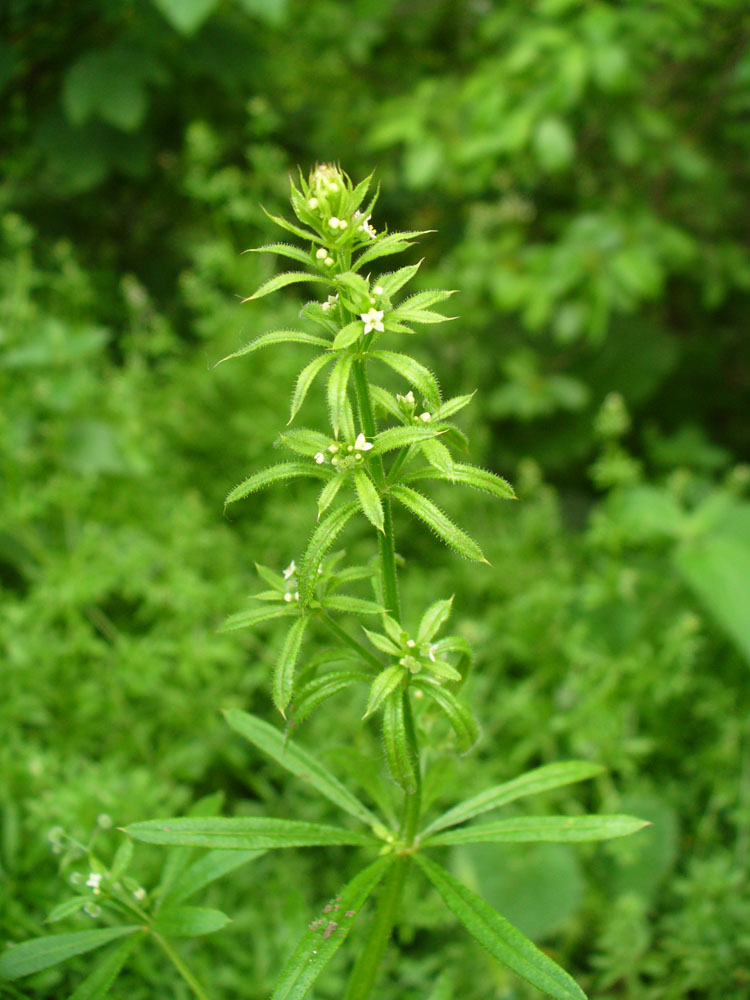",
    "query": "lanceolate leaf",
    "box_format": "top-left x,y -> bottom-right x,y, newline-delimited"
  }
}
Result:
415,682 -> 479,753
390,485 -> 487,563
247,243 -> 315,267
370,350 -> 441,409
223,710 -> 381,829
323,595 -> 384,615
271,856 -> 394,1000
261,207 -> 321,244
417,597 -> 453,643
420,761 -> 605,838
354,468 -> 384,532
402,463 -> 516,500
220,604 -> 296,632
290,354 -> 335,423
363,665 -> 404,719
218,330 -> 329,364
226,462 -> 329,506
292,670 -> 372,725
273,616 -> 309,714
317,476 -> 345,517
353,231 -> 433,269
67,936 -> 141,1000
152,906 -> 231,937
421,438 -> 454,476
327,354 -> 355,438
243,271 -> 330,302
165,849 -> 265,906
277,428 -> 331,457
422,814 -> 649,847
298,503 -> 359,604
371,425 -> 444,456
332,322 -> 363,350
383,693 -> 418,793
415,855 -> 586,1000
376,261 -> 422,298
0,927 -> 142,980
123,817 -> 376,851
